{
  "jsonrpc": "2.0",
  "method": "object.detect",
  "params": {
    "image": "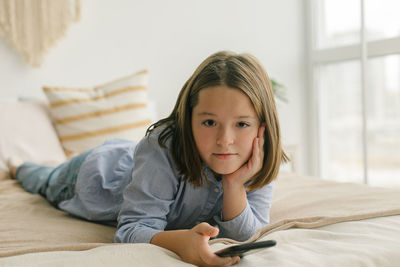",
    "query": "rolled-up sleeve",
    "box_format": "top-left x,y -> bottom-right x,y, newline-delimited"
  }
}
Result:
213,182 -> 274,241
114,135 -> 180,244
